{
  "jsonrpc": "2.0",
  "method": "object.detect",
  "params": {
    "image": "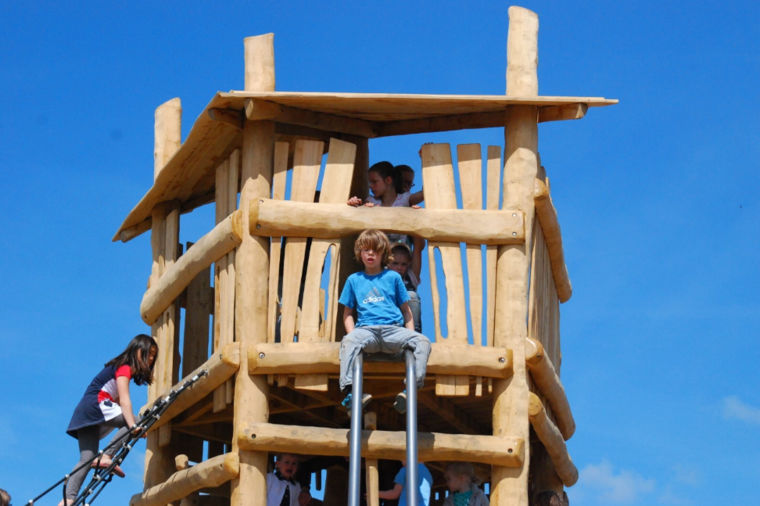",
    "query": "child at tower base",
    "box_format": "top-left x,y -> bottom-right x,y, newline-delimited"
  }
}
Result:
267,453 -> 312,506
378,460 -> 434,506
443,462 -> 489,506
338,229 -> 431,413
